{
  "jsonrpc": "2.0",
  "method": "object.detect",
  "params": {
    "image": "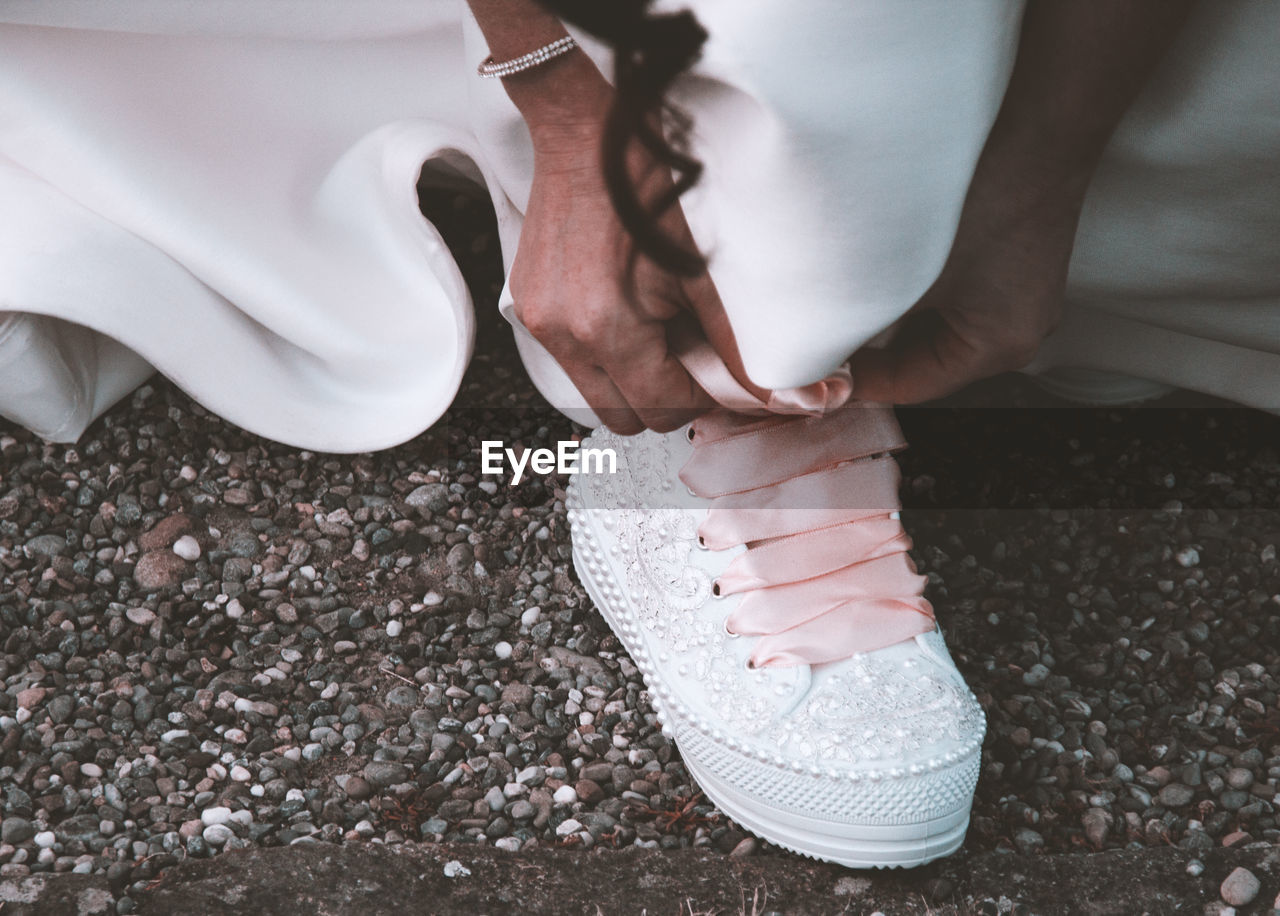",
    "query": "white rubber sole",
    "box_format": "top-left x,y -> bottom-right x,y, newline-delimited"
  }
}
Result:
568,481 -> 977,869
682,749 -> 971,868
